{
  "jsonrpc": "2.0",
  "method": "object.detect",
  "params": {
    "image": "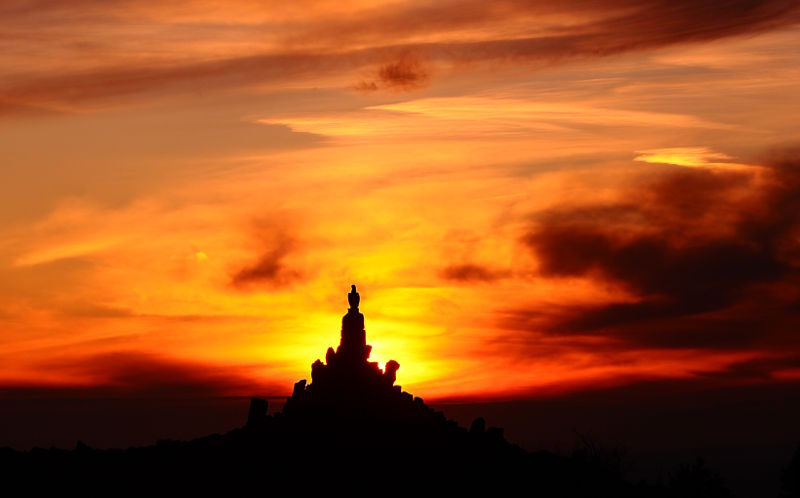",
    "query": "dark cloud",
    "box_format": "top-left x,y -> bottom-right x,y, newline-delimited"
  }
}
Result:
2,51 -> 339,110
513,153 -> 800,351
230,233 -> 302,289
693,355 -> 800,380
1,351 -> 278,398
440,263 -> 507,283
303,0 -> 800,52
356,54 -> 430,92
